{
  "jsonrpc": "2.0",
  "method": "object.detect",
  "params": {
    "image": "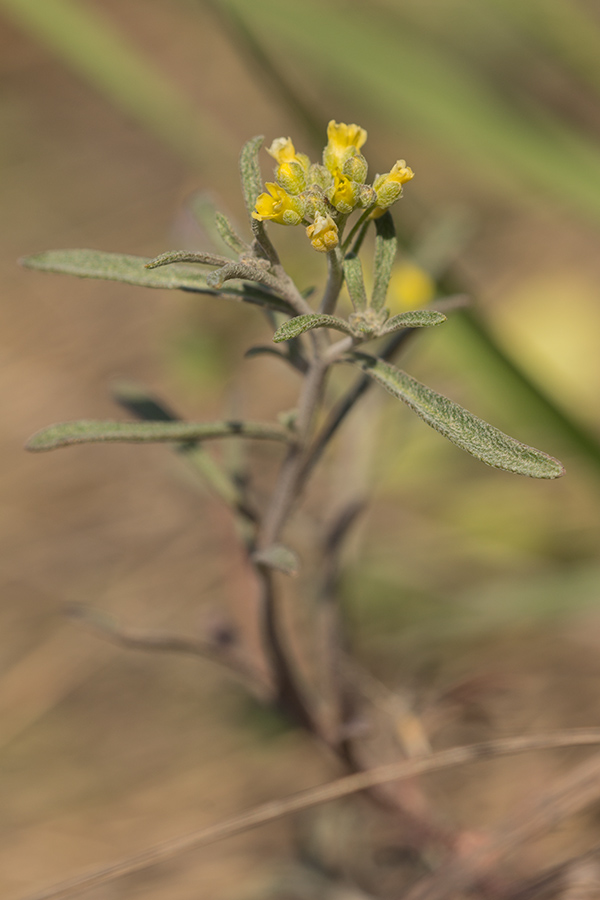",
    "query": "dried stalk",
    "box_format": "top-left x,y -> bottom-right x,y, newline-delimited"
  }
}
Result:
22,730 -> 600,900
